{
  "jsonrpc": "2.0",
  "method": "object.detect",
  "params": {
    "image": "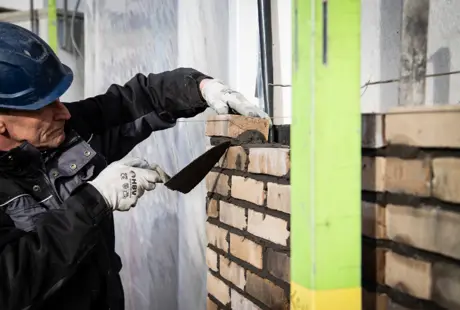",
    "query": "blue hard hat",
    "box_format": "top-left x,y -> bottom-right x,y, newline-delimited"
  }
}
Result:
0,22 -> 73,110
